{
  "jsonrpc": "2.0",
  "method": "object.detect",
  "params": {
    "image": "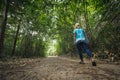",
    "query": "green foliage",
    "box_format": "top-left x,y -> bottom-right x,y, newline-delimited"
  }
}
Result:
96,25 -> 120,55
0,0 -> 119,59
